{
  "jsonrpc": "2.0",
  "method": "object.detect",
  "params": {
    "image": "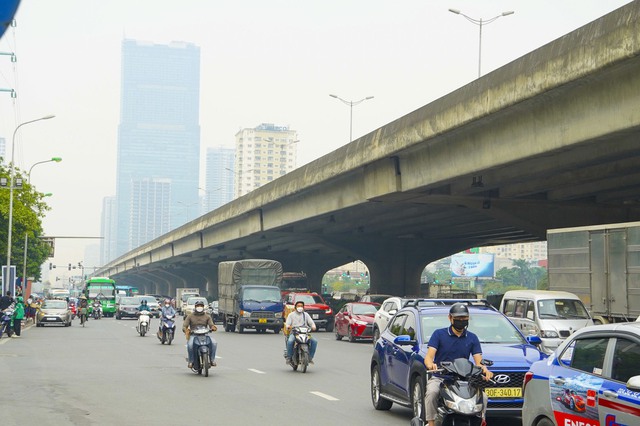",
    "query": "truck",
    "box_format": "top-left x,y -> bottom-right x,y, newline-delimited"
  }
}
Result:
218,259 -> 284,334
280,271 -> 308,298
176,288 -> 200,314
547,221 -> 640,324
